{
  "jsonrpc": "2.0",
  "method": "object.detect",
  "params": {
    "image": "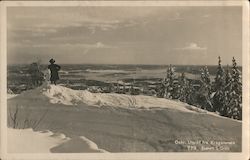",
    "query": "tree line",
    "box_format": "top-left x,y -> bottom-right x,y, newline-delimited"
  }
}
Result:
156,57 -> 242,120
